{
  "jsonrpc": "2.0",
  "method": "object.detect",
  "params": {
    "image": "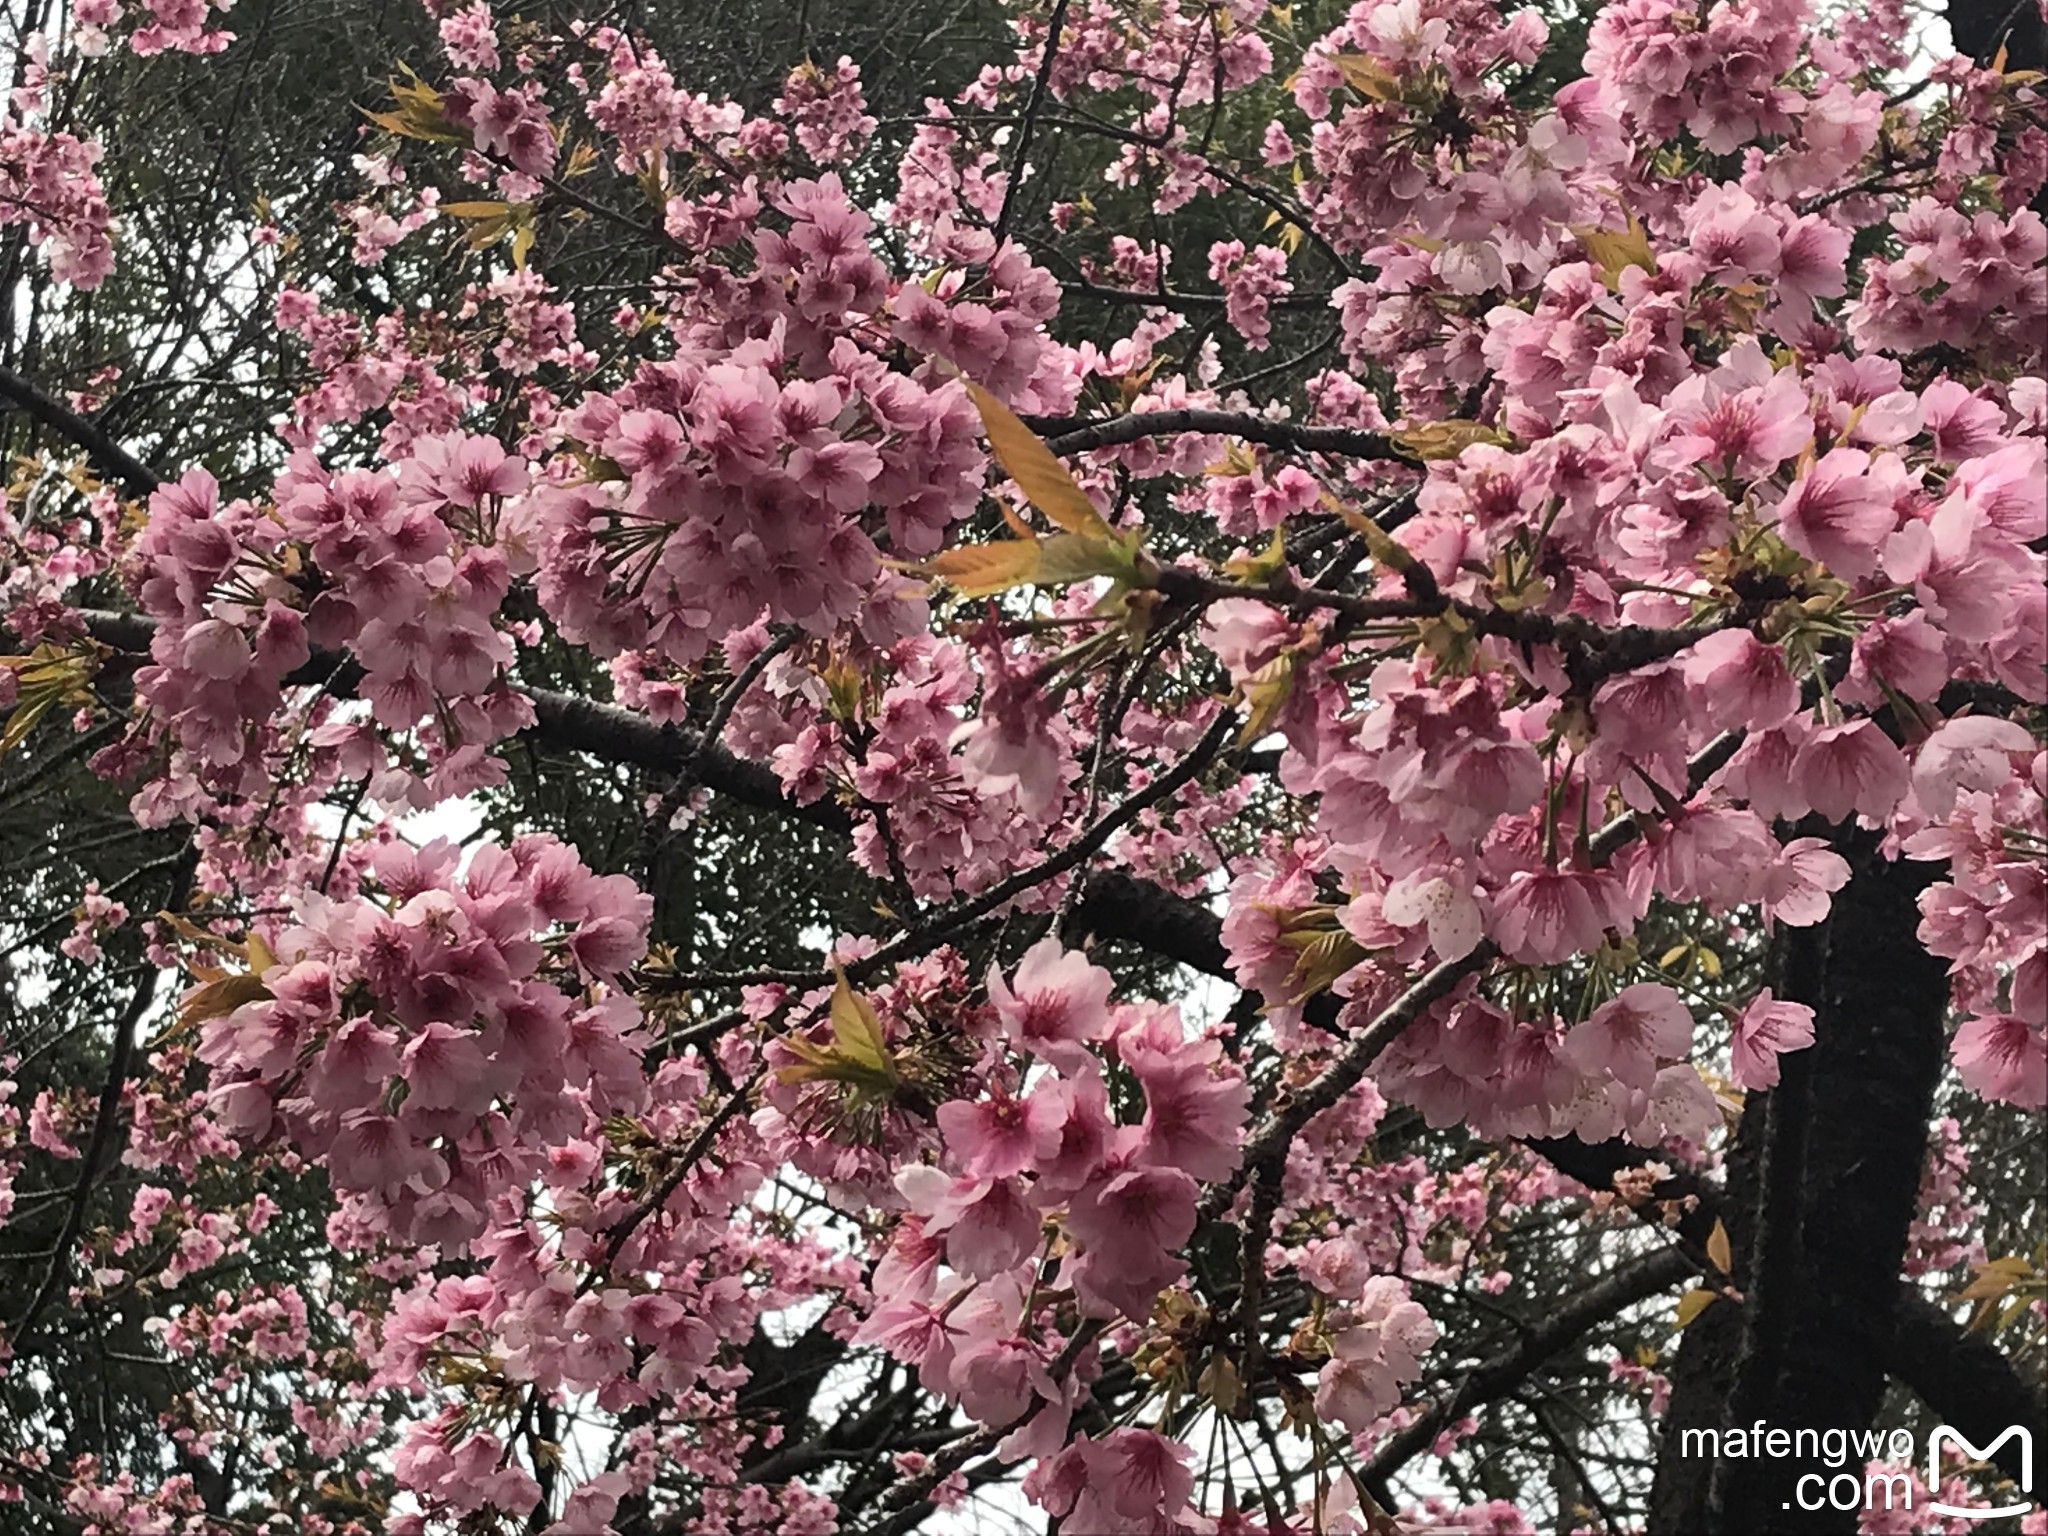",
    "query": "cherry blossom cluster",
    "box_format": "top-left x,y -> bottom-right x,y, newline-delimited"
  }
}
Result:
76,0 -> 238,56
1,0 -> 2043,1526
0,43 -> 115,289
57,879 -> 127,965
123,430 -> 547,821
1903,1115 -> 1986,1279
194,833 -> 651,1249
124,467 -> 313,821
773,56 -> 877,165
